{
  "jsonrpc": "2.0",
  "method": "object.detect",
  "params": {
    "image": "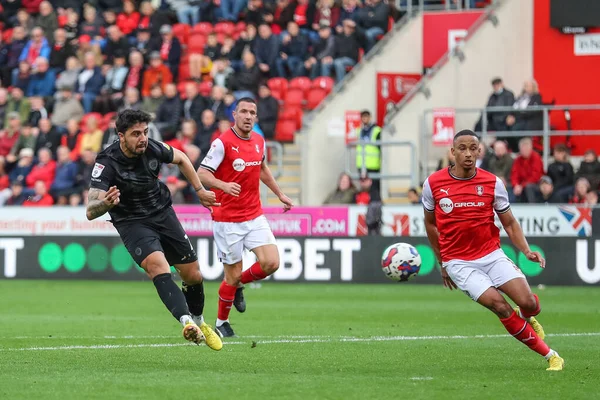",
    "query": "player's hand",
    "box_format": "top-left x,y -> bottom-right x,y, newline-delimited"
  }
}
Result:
278,194 -> 293,213
222,182 -> 241,197
441,267 -> 458,290
525,250 -> 546,268
197,189 -> 220,213
103,186 -> 120,207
